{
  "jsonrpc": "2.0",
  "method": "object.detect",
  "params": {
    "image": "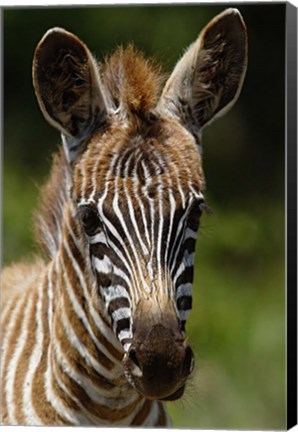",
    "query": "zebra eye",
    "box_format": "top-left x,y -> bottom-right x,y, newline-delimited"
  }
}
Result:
78,205 -> 101,236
